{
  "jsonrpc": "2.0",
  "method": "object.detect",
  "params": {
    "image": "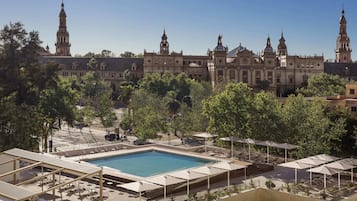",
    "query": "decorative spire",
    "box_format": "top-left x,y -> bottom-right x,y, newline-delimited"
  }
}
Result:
55,1 -> 71,56
160,29 -> 169,55
266,36 -> 271,48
